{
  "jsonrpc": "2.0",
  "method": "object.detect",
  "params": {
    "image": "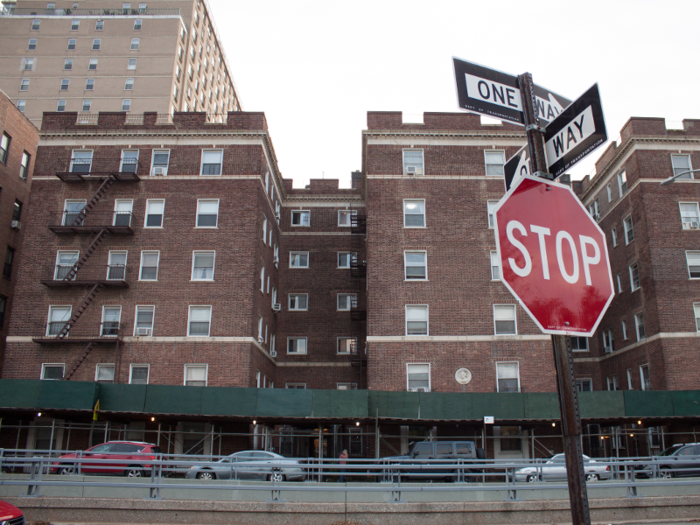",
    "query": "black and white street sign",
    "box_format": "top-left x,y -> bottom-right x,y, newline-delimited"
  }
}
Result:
504,146 -> 530,192
453,58 -> 571,127
544,84 -> 607,178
